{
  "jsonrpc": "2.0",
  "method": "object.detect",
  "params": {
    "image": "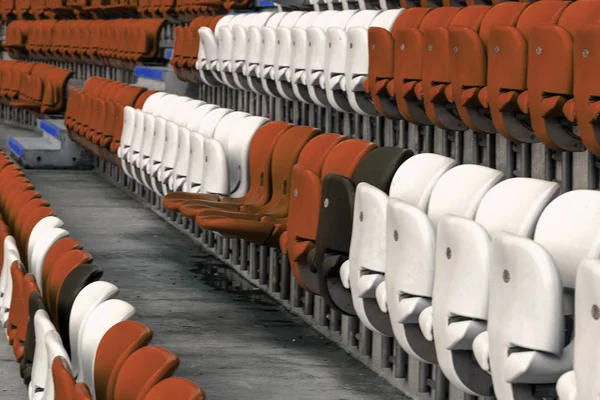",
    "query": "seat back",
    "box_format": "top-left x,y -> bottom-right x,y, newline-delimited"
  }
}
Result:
22,291 -> 46,385
113,346 -> 179,400
94,321 -> 153,400
29,309 -> 56,394
558,259 -> 600,399
69,281 -> 119,379
350,154 -> 456,337
386,163 -> 502,368
487,190 -> 600,400
43,330 -> 70,400
80,299 -> 136,398
30,227 -> 70,292
144,377 -> 205,400
57,264 -> 104,355
203,116 -> 269,198
431,177 -> 559,396
314,147 -> 412,314
286,139 -> 376,292
184,103 -> 218,133
27,215 -> 64,264
172,100 -> 204,127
